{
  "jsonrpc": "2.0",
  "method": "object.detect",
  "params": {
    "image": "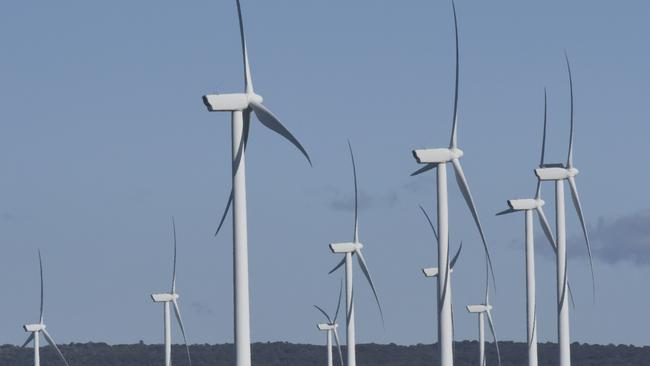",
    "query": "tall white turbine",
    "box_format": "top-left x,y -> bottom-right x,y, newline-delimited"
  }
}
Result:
150,218 -> 192,366
411,3 -> 496,365
534,55 -> 595,366
466,259 -> 501,366
202,1 -> 311,365
329,141 -> 383,366
496,90 -> 558,366
314,281 -> 345,366
21,251 -> 69,366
